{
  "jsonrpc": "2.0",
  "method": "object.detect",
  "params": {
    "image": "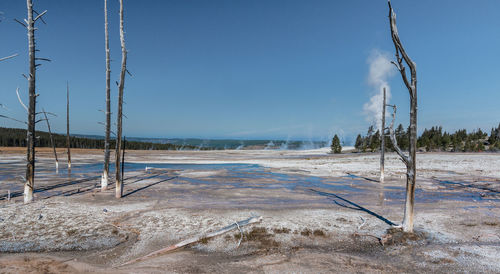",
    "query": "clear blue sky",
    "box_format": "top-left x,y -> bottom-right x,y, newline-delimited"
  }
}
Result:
1,0 -> 499,143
